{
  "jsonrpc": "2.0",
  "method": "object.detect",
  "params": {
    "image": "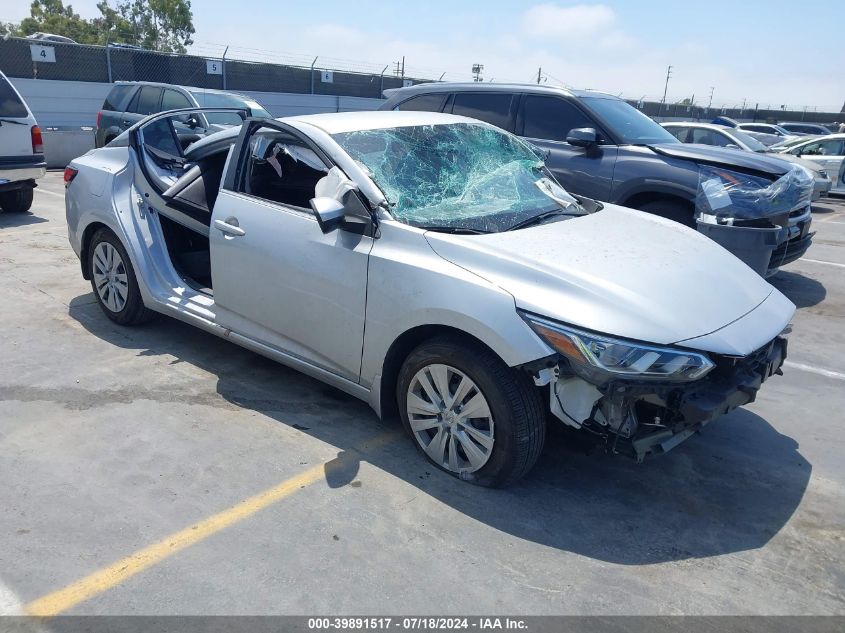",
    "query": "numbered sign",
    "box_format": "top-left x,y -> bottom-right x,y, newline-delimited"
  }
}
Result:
206,60 -> 222,75
321,70 -> 333,83
402,79 -> 413,88
30,44 -> 56,63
